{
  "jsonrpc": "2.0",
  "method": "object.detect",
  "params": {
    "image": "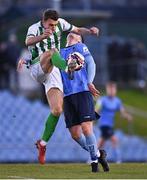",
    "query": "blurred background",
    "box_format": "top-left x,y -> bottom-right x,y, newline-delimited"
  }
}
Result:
0,0 -> 147,163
